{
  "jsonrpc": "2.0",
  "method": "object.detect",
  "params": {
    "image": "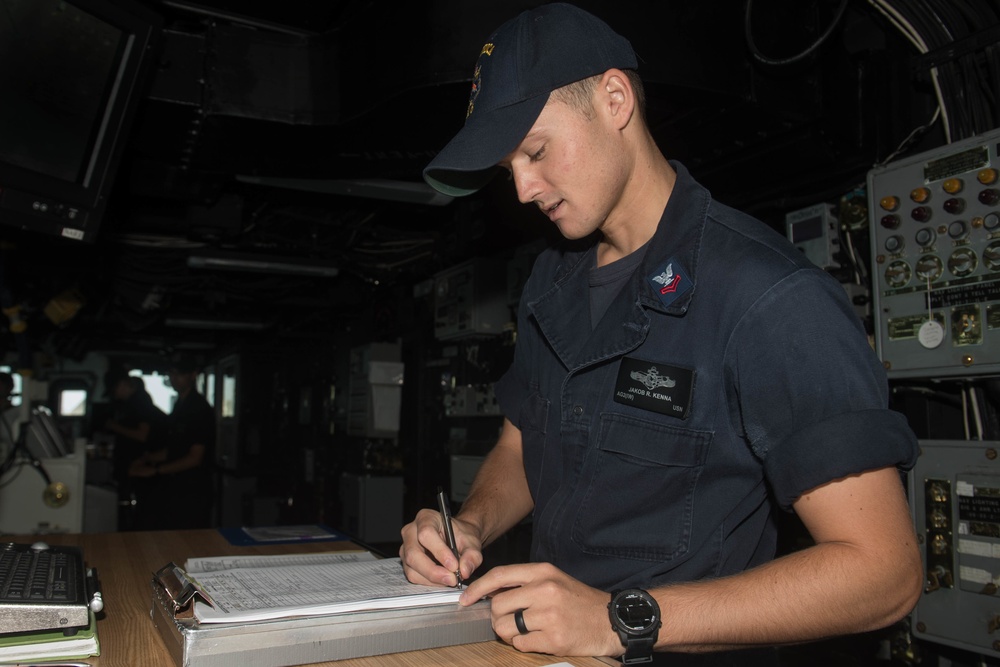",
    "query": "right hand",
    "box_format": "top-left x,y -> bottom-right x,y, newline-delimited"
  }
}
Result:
400,508 -> 484,587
